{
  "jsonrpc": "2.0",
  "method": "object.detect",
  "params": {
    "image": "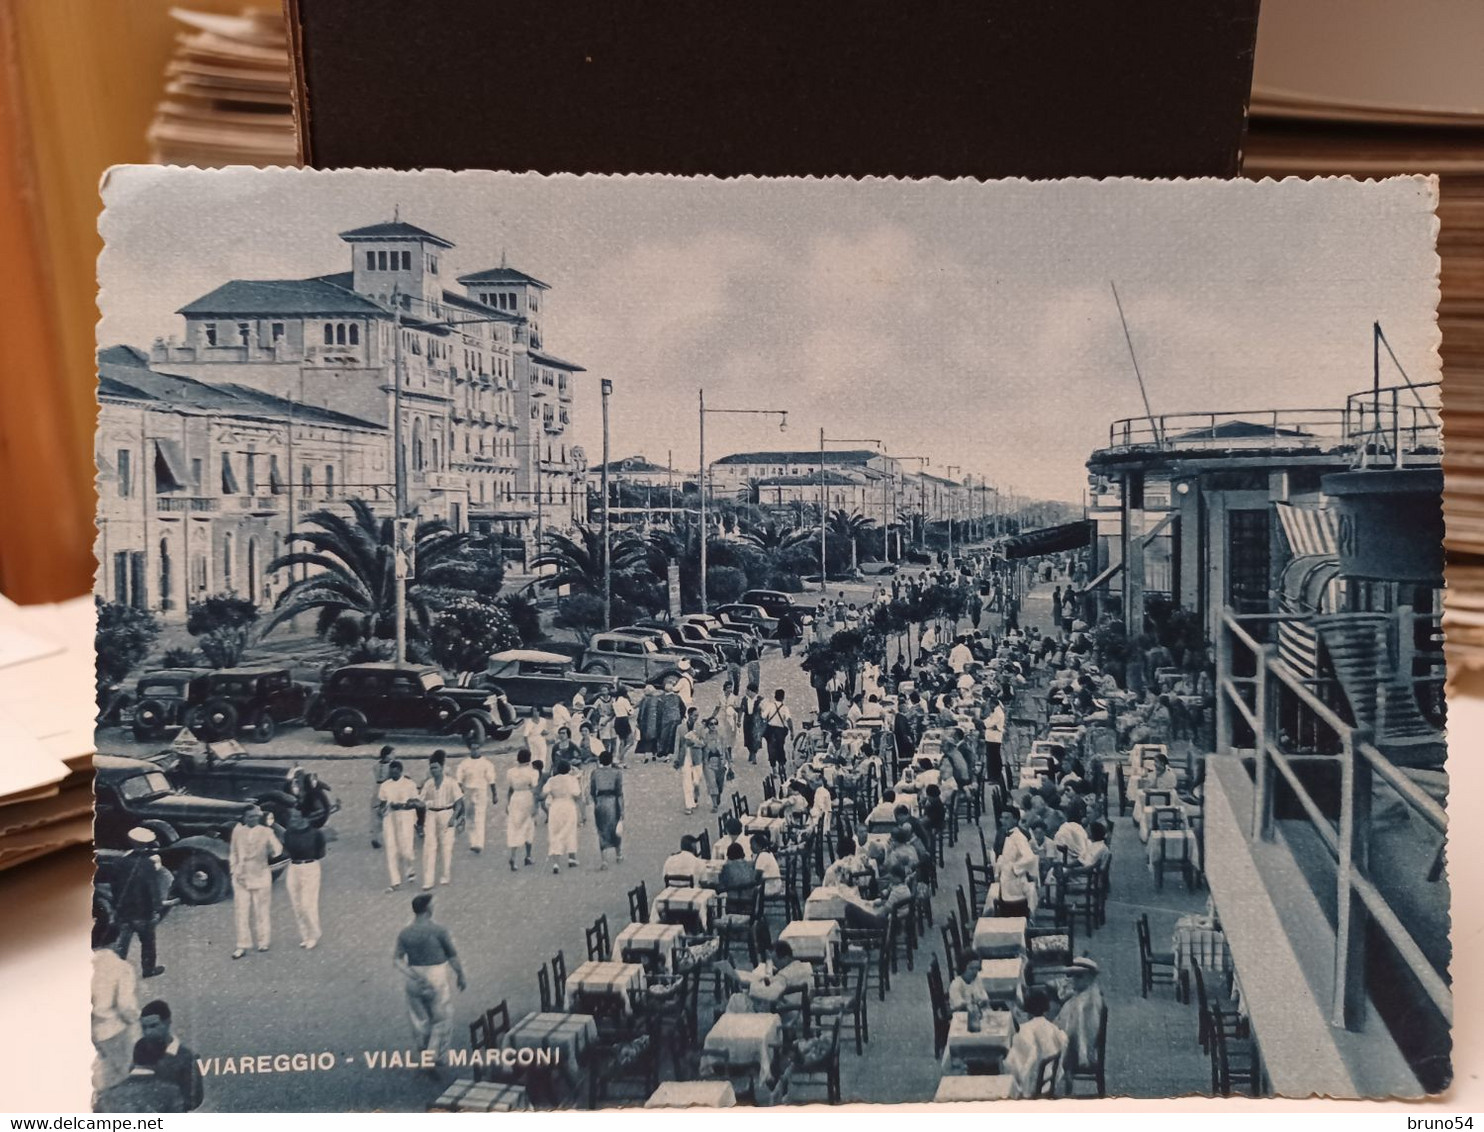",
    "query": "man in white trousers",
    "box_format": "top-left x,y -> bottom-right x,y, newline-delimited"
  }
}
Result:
378,760 -> 419,892
228,807 -> 280,960
673,706 -> 705,815
280,810 -> 326,949
453,742 -> 497,853
419,753 -> 464,889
